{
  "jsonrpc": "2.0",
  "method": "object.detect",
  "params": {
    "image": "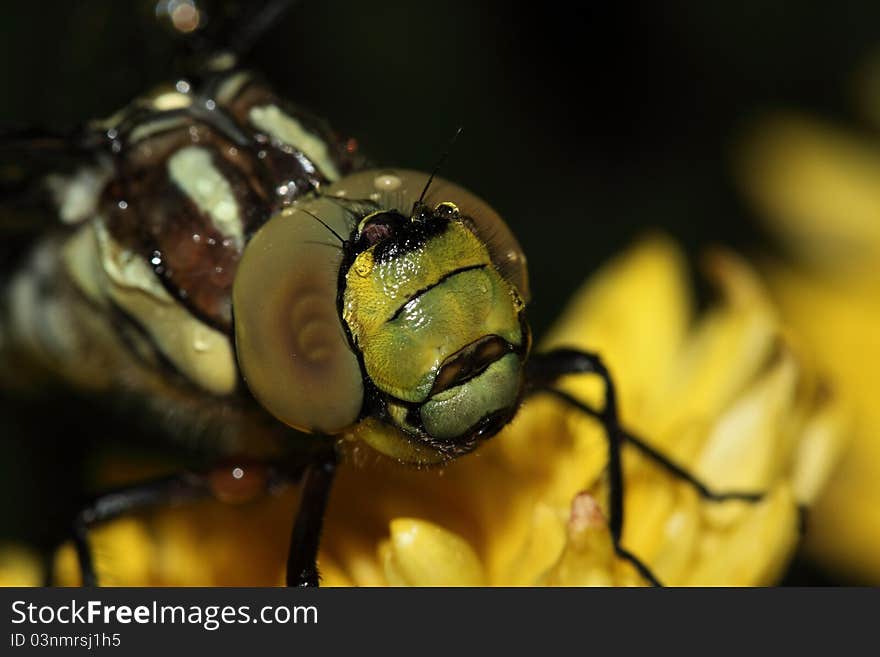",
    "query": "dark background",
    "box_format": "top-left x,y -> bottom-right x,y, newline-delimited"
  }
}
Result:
2,0 -> 878,584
